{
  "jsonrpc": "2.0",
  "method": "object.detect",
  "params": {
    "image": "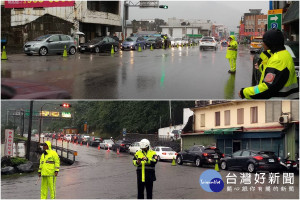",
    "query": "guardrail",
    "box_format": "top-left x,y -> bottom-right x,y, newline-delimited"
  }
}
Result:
43,137 -> 77,164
